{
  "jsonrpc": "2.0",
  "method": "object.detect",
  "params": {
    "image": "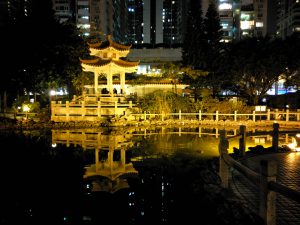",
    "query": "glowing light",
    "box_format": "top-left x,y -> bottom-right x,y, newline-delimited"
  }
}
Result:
256,22 -> 263,27
241,21 -> 254,30
22,105 -> 30,112
50,90 -> 56,96
219,3 -> 232,10
52,143 -> 57,148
